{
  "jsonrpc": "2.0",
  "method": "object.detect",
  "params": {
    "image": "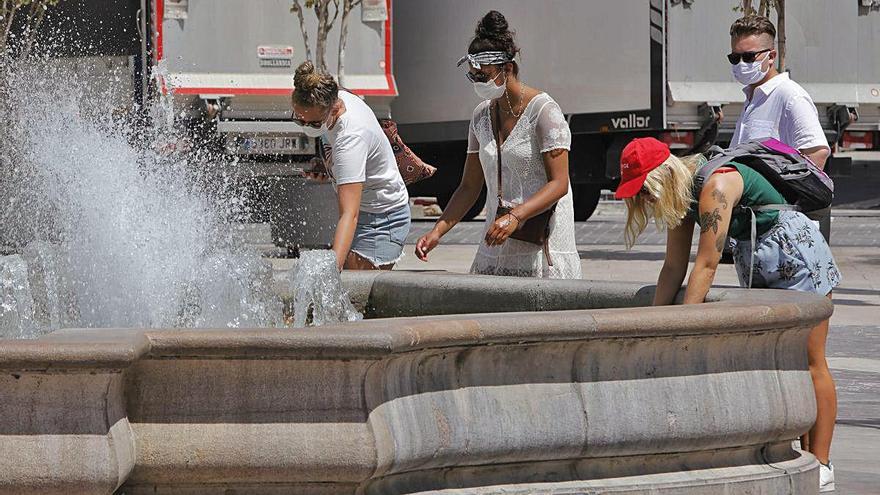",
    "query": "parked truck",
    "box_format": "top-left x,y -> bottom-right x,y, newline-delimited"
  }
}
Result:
394,0 -> 880,221
51,1 -> 878,249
